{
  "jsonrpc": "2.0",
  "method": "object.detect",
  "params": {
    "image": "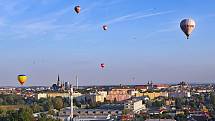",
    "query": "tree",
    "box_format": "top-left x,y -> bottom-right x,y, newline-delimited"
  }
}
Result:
6,96 -> 14,105
210,92 -> 215,107
31,104 -> 43,113
190,101 -> 197,109
63,97 -> 70,107
38,113 -> 60,121
0,98 -> 4,105
146,100 -> 152,108
135,114 -> 145,121
175,114 -> 187,121
122,109 -> 129,115
7,110 -> 19,121
176,98 -> 183,109
47,98 -> 54,111
152,100 -> 164,108
53,97 -> 63,111
18,107 -> 34,121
